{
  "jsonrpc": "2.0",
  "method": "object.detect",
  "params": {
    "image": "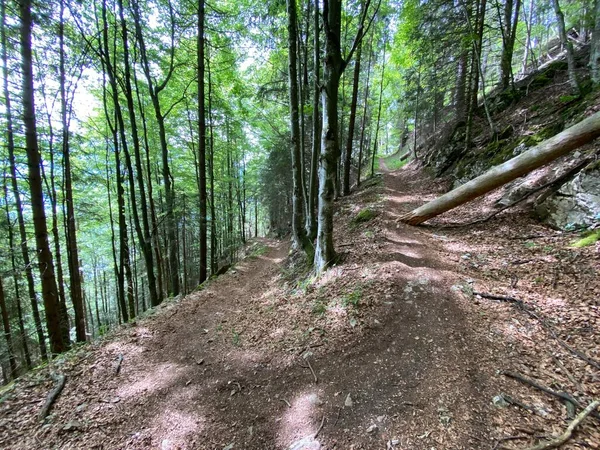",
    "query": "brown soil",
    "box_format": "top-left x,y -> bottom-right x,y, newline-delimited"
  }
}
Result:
0,163 -> 598,450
